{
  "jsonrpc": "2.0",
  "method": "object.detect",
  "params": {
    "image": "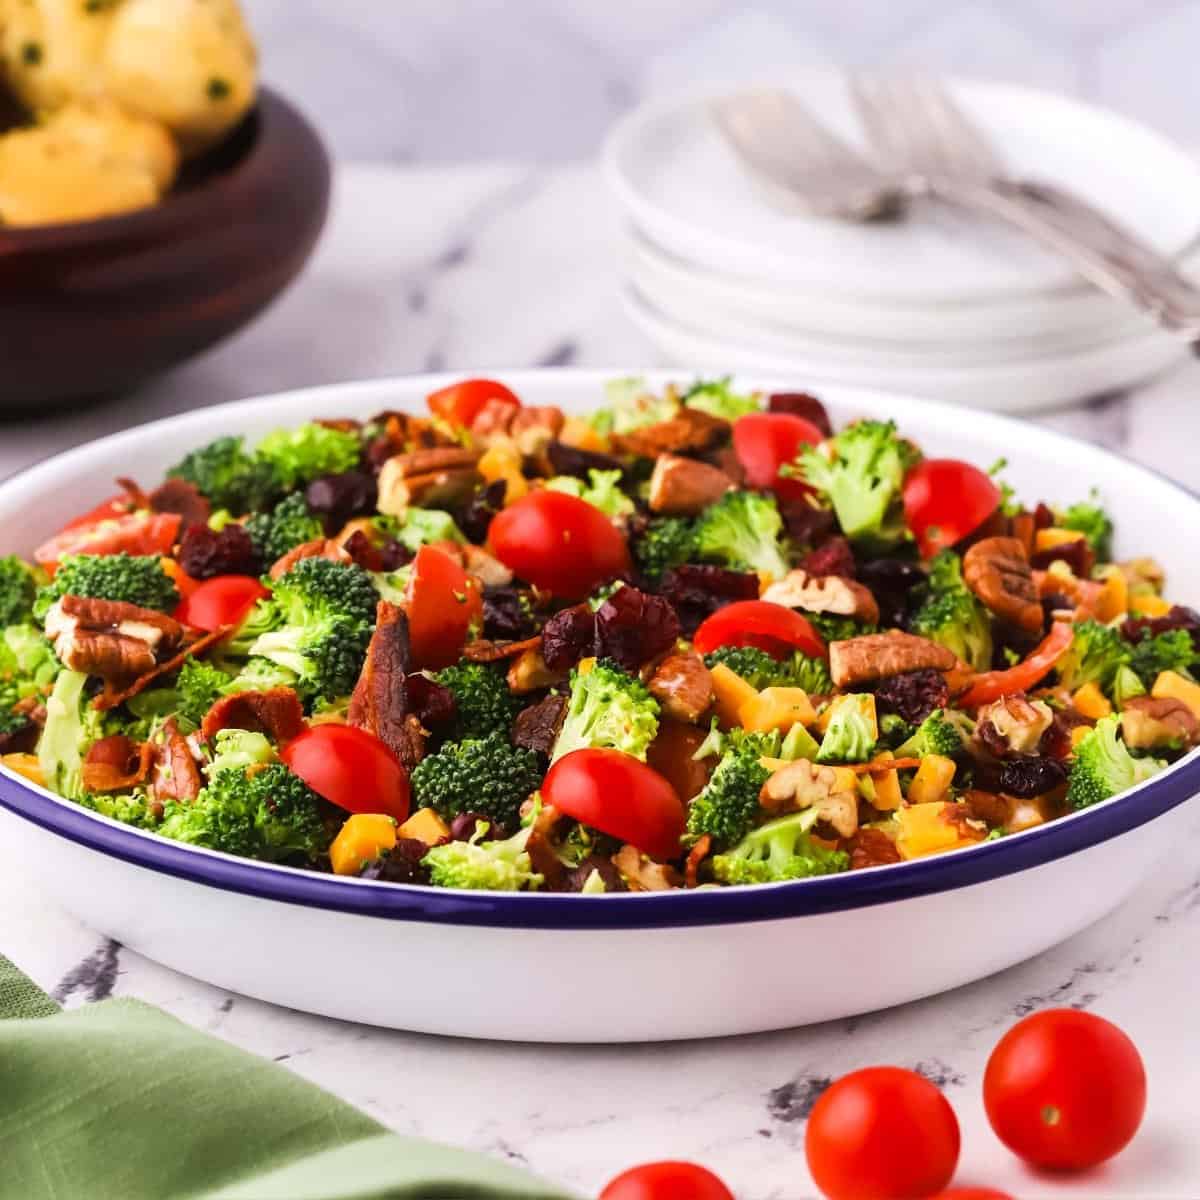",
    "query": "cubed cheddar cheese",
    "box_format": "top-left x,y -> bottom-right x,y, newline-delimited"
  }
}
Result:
1093,566 -> 1128,622
1131,593 -> 1171,618
1070,725 -> 1093,750
1152,670 -> 1200,720
559,415 -> 610,453
906,754 -> 956,804
477,441 -> 528,504
398,807 -> 452,845
866,751 -> 903,811
1072,681 -> 1112,721
738,686 -> 816,733
896,801 -> 976,860
330,813 -> 397,877
1,753 -> 44,787
1035,527 -> 1088,552
815,693 -> 878,738
710,663 -> 760,729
